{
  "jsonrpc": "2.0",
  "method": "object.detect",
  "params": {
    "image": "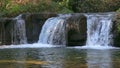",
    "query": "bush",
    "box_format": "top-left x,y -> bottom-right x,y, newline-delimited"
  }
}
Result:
0,0 -> 73,17
68,0 -> 120,12
117,8 -> 120,12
